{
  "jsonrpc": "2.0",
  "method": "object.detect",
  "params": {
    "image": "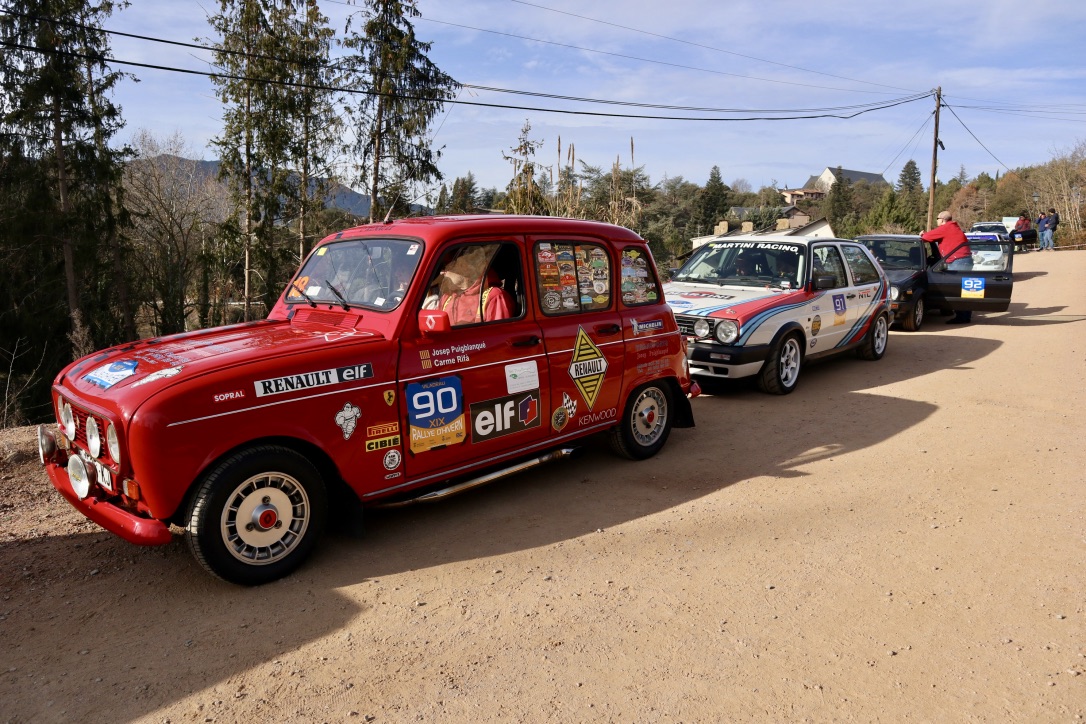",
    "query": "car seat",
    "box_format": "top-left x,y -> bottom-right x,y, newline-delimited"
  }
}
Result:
908,246 -> 923,267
